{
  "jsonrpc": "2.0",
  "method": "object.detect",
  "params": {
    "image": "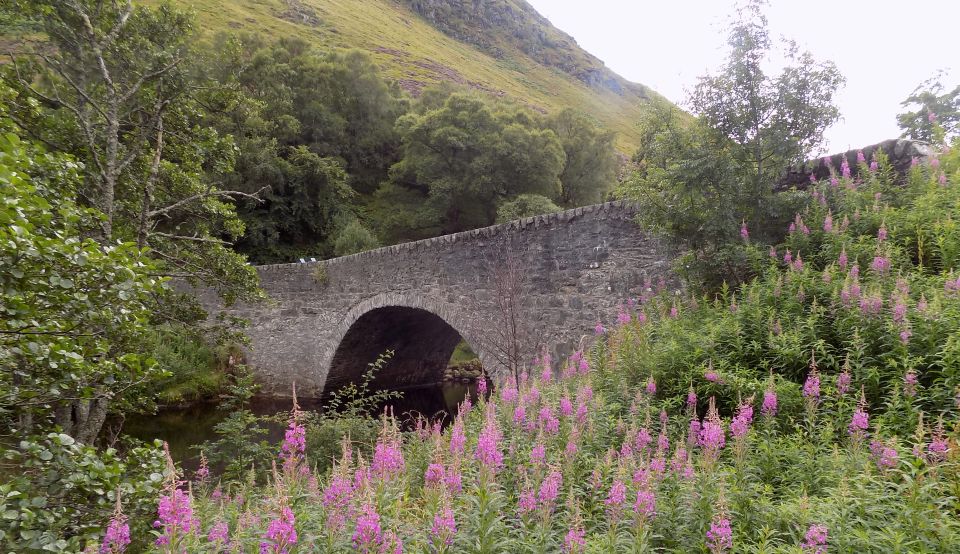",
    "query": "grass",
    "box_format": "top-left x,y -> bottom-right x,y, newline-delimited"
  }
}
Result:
153,0 -> 667,153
